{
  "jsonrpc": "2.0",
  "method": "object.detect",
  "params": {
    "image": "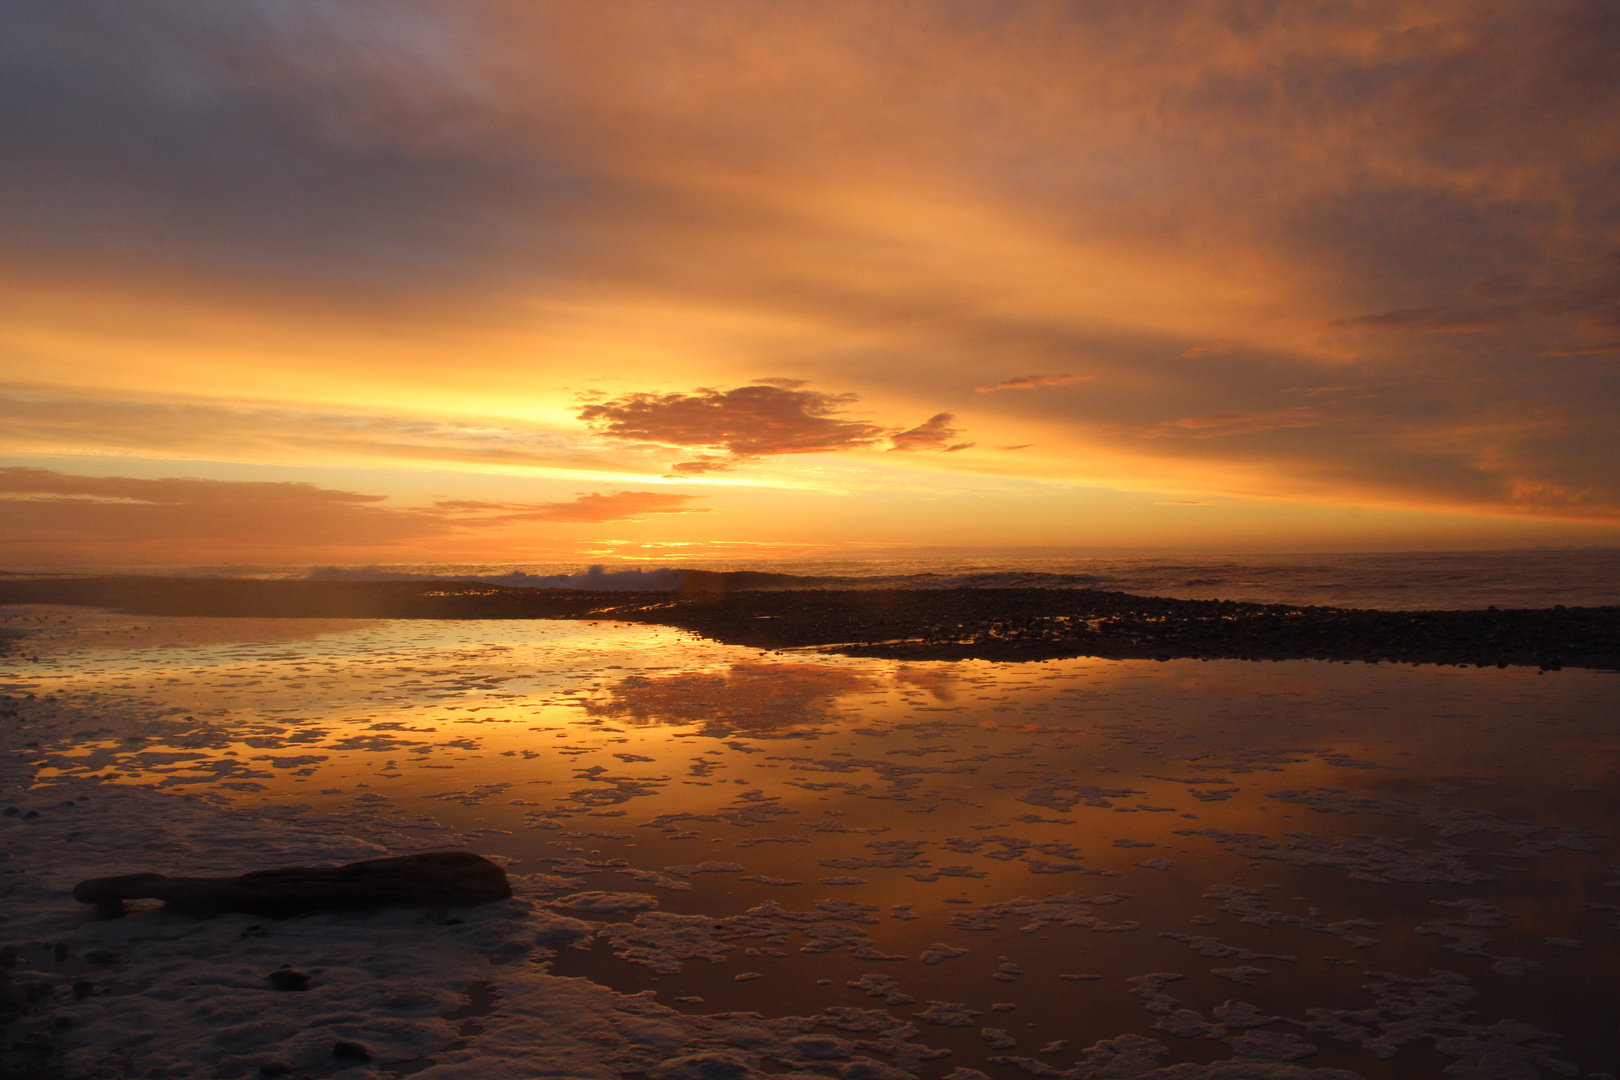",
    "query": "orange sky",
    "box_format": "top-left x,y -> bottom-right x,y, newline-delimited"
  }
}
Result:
3,1 -> 1619,565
